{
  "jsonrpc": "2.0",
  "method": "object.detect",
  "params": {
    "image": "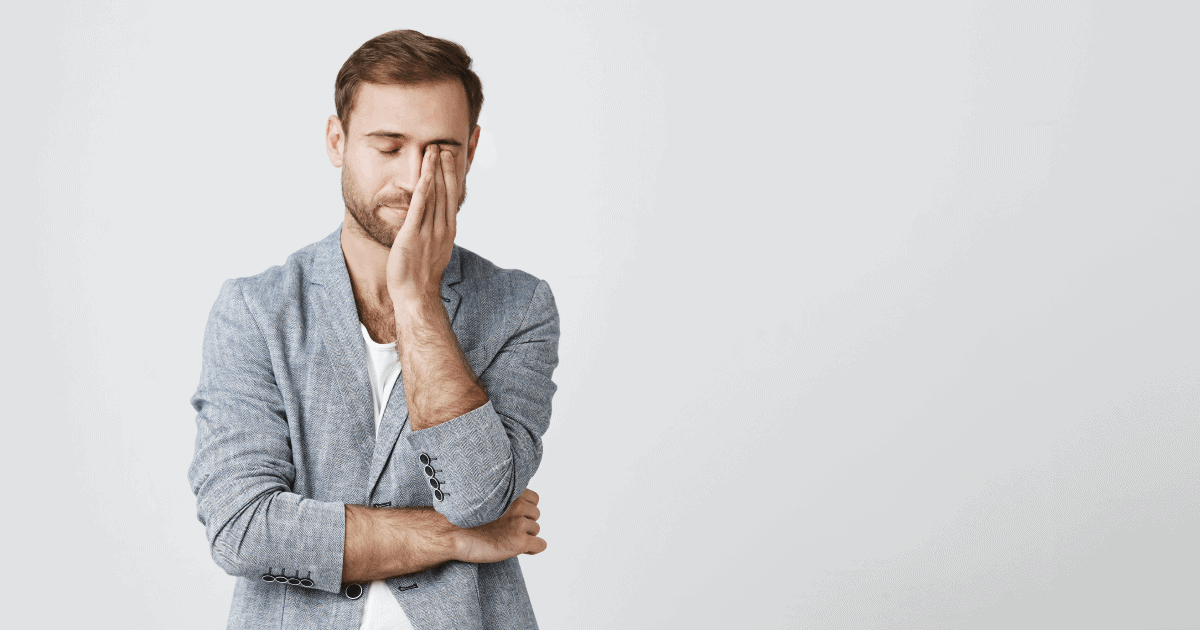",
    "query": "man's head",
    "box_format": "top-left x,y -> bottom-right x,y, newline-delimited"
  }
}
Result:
326,30 -> 483,248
